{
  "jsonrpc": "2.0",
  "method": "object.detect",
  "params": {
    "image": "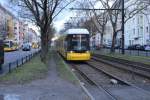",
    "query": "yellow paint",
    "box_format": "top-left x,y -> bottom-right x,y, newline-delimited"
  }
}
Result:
67,52 -> 91,61
4,47 -> 16,52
